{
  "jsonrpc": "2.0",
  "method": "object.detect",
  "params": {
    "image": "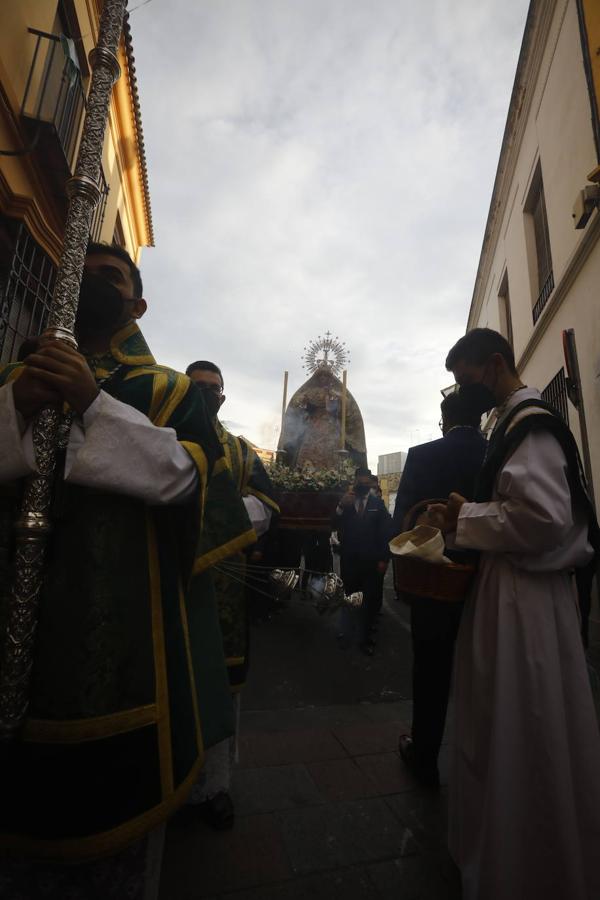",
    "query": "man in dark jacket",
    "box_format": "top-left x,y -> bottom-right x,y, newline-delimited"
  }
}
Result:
336,467 -> 391,655
393,392 -> 486,786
